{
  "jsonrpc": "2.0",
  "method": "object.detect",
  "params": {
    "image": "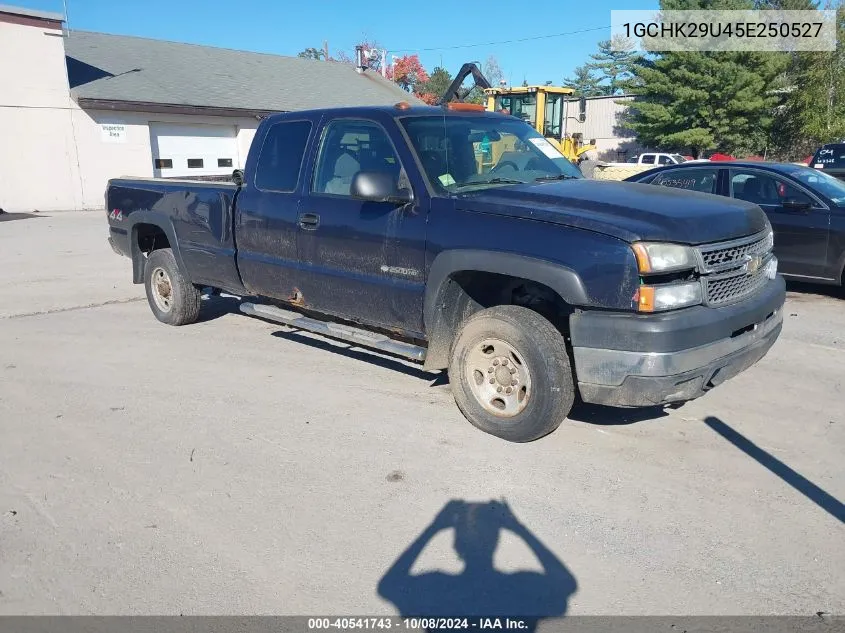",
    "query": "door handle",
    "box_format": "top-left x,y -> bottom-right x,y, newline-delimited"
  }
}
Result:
298,212 -> 320,230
